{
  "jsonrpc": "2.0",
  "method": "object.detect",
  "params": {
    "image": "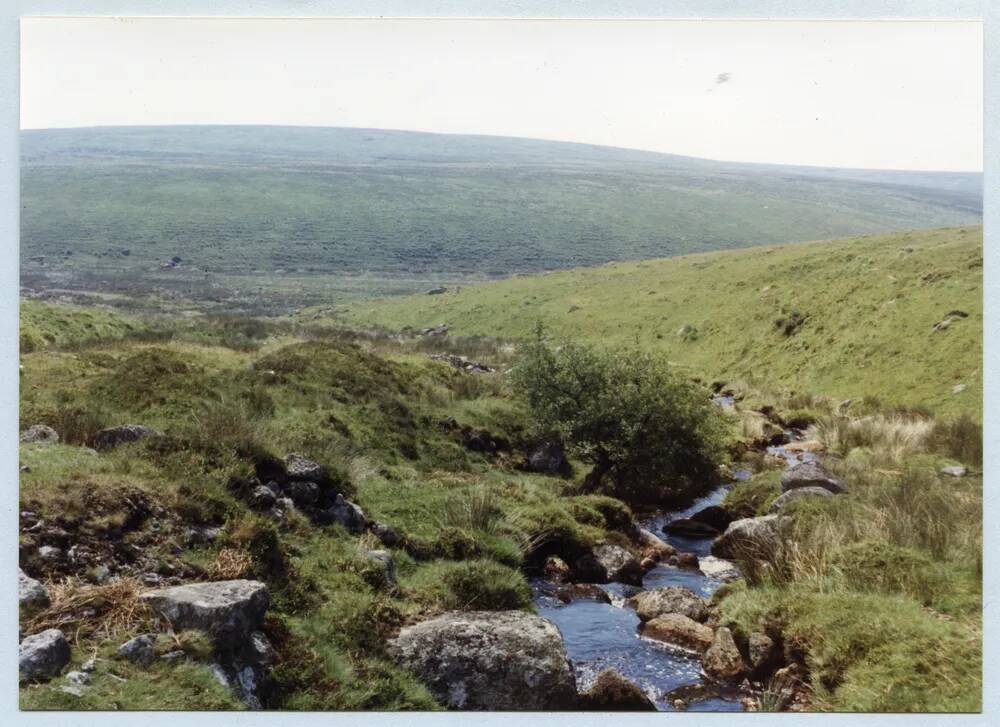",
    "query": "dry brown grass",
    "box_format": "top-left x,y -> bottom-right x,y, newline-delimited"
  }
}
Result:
807,415 -> 934,465
209,547 -> 253,580
23,577 -> 155,644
